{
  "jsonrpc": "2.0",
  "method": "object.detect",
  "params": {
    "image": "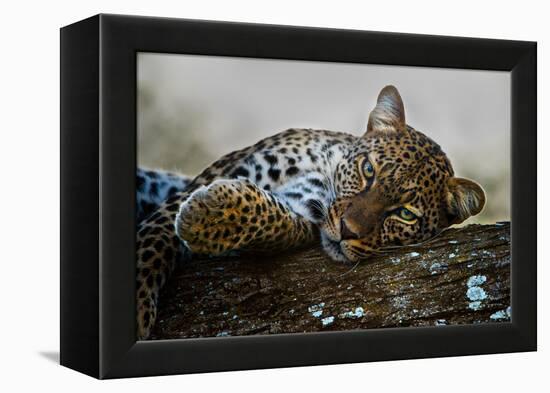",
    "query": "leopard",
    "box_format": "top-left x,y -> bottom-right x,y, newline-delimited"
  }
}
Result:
135,85 -> 486,339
